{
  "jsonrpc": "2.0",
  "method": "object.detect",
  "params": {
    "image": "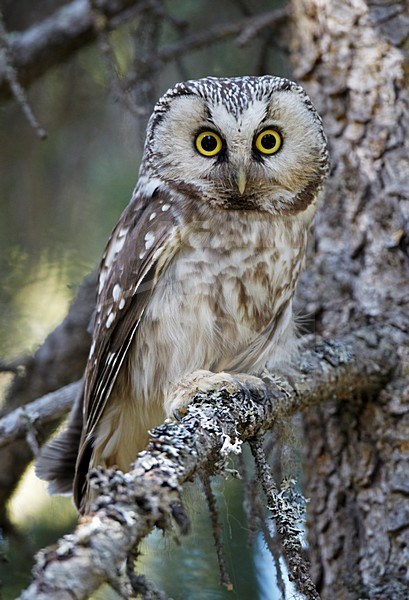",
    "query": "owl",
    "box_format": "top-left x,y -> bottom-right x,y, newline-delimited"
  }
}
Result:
37,76 -> 329,513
